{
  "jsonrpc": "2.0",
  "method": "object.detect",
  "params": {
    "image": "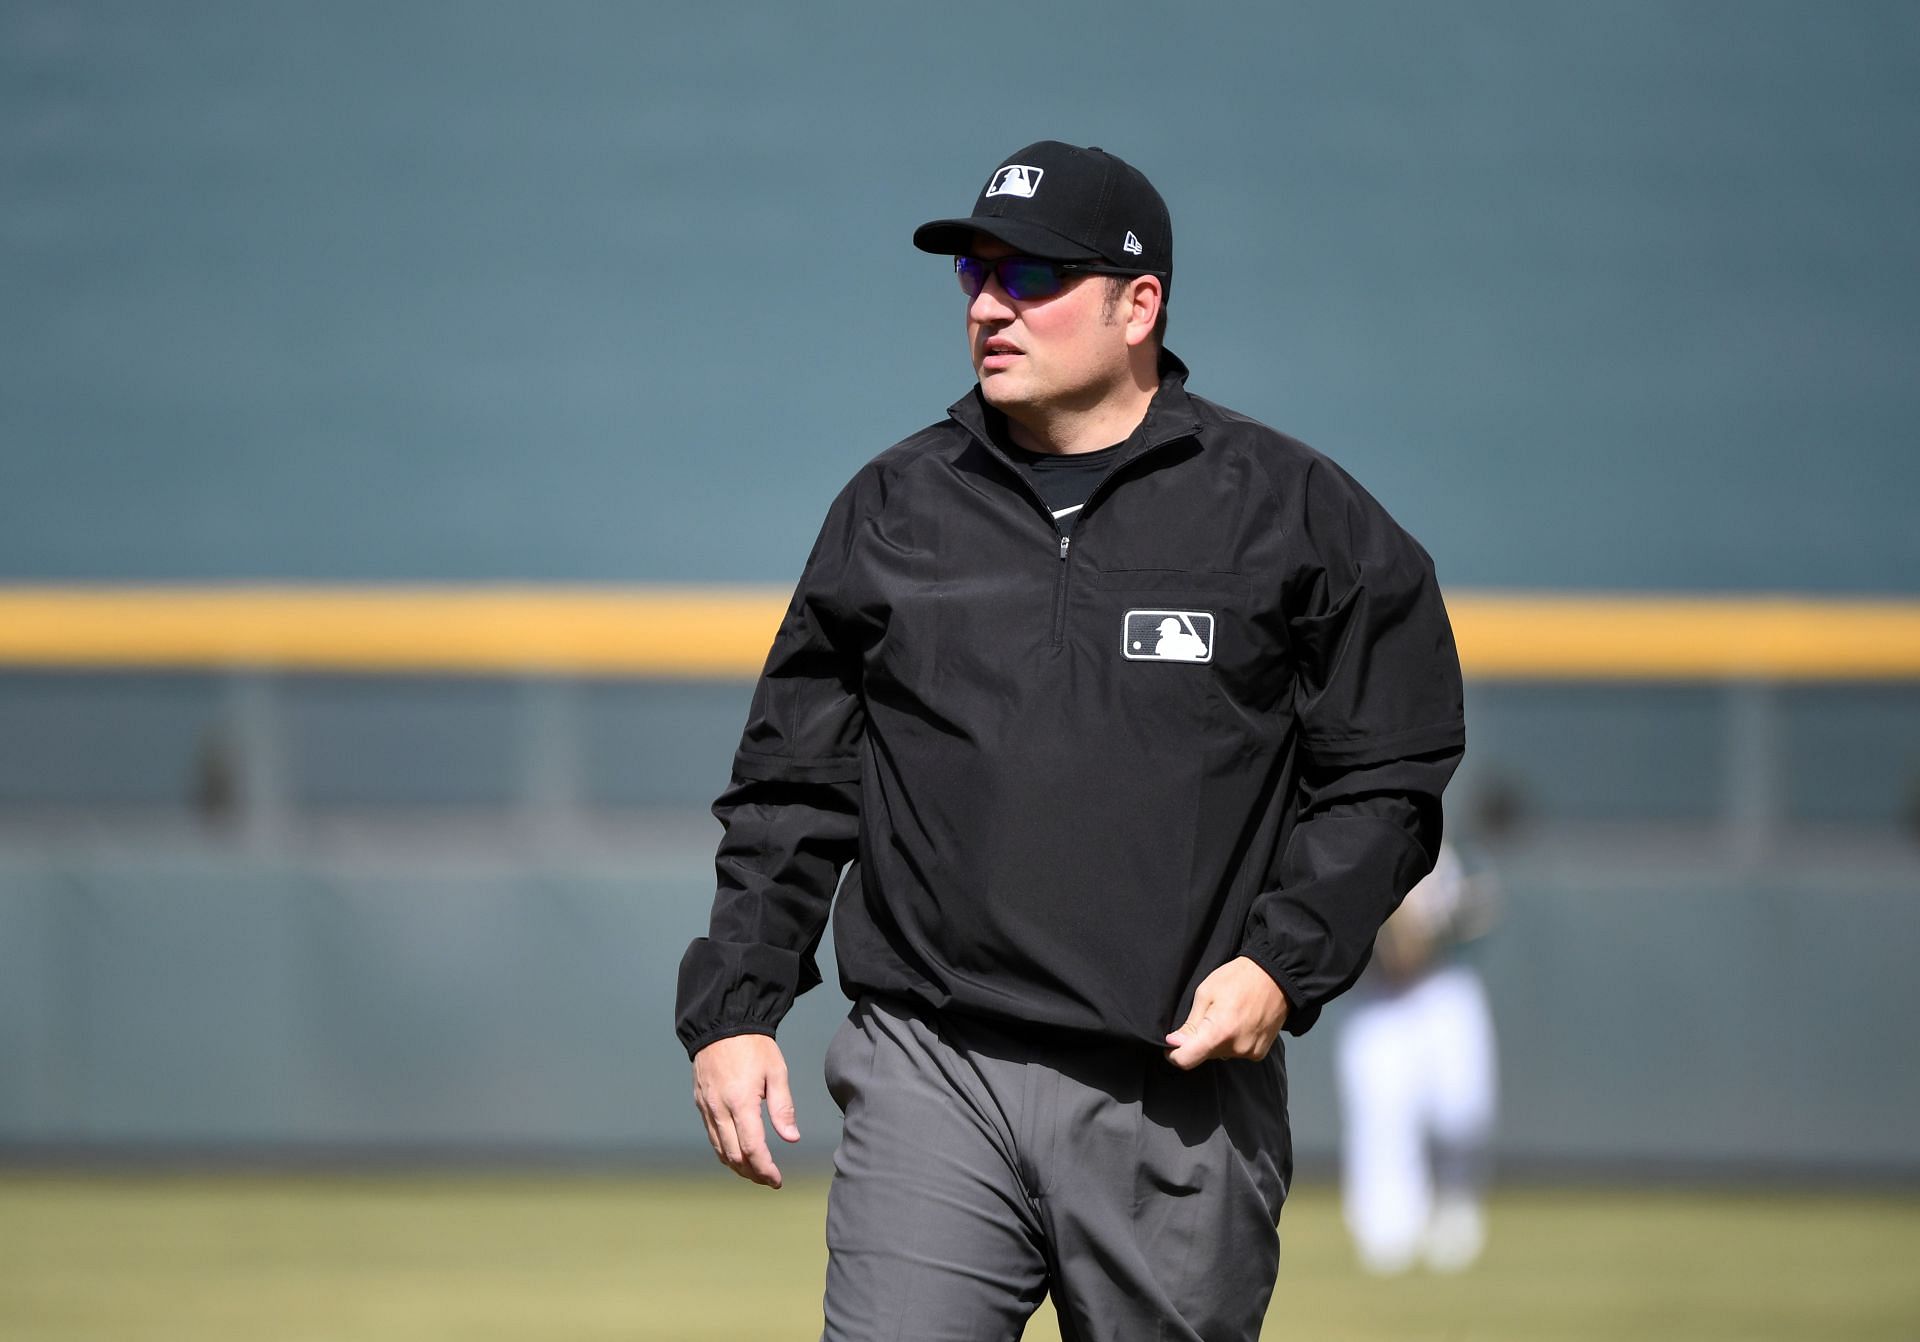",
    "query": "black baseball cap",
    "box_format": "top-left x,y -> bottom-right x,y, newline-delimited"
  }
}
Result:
913,140 -> 1172,292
